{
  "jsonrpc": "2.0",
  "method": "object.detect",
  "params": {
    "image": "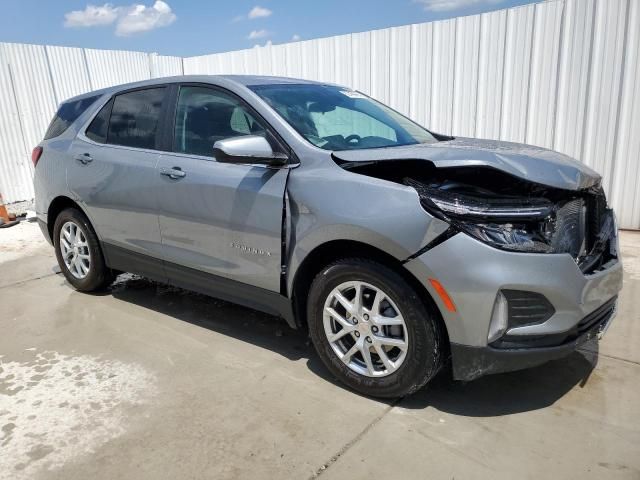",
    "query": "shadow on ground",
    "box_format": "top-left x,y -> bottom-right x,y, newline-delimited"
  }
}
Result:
104,273 -> 598,418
